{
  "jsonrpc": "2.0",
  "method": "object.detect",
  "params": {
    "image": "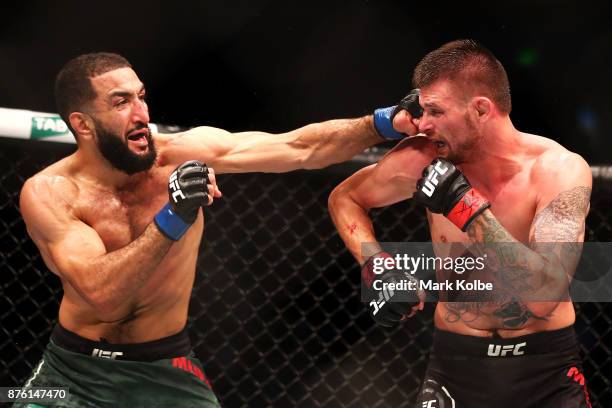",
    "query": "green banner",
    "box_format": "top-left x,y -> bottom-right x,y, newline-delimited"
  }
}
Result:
30,116 -> 70,139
